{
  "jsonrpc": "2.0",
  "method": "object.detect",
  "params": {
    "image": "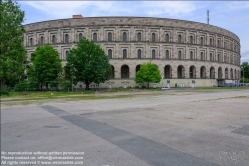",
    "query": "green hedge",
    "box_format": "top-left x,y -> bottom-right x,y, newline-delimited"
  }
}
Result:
14,82 -> 39,91
240,78 -> 249,83
61,82 -> 72,91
